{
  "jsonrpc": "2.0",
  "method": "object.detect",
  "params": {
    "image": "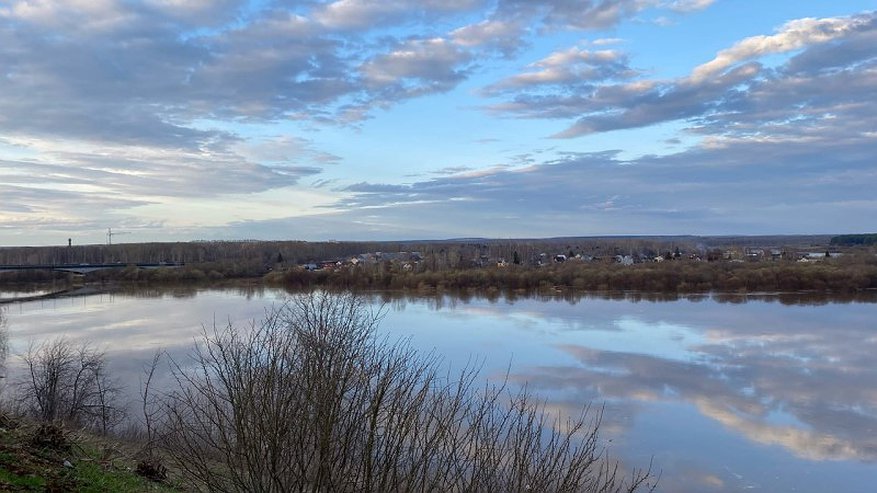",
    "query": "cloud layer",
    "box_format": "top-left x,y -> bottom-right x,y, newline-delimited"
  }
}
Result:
0,1 -> 874,243
485,11 -> 877,140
